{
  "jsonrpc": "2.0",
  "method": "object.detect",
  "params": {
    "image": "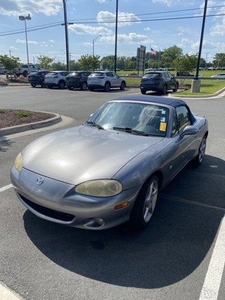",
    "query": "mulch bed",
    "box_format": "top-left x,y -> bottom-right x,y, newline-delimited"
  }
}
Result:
0,109 -> 55,129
